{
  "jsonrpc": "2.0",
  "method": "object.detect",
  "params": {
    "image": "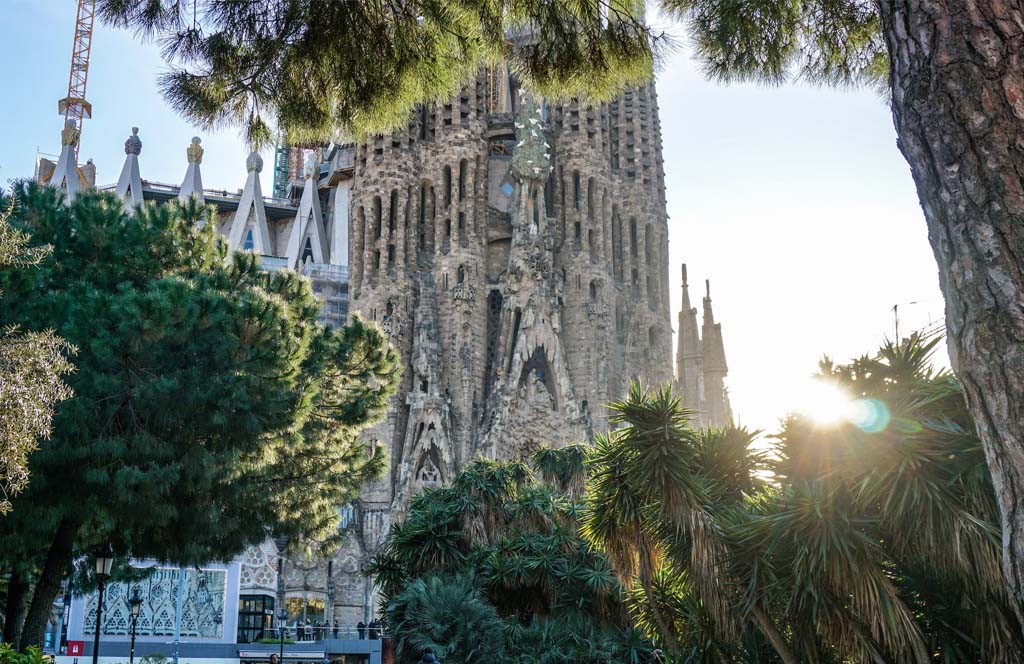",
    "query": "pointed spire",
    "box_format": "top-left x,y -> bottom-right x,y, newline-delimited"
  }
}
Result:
676,263 -> 702,411
49,120 -> 83,199
227,151 -> 272,254
178,137 -> 205,204
115,127 -> 145,210
285,152 -> 328,268
703,279 -> 715,326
